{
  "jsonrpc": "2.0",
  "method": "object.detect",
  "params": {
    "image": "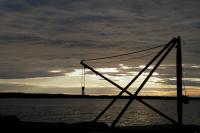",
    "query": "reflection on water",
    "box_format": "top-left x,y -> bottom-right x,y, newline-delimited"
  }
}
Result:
0,98 -> 199,126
